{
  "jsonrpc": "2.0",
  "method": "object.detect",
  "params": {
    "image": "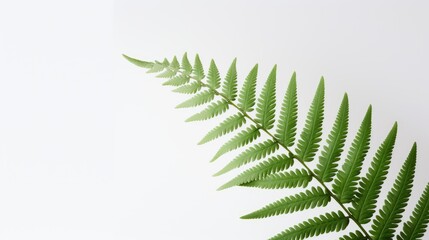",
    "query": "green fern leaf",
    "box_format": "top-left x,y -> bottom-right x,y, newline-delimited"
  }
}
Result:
192,54 -> 205,80
295,78 -> 325,162
146,61 -> 166,73
175,90 -> 215,108
217,154 -> 293,190
162,74 -> 190,86
256,65 -> 277,129
122,54 -> 154,69
241,169 -> 312,189
397,183 -> 429,240
198,113 -> 246,145
332,106 -> 372,203
275,72 -> 298,147
315,93 -> 349,182
238,64 -> 258,112
185,100 -> 229,122
350,122 -> 398,223
181,52 -> 192,74
214,140 -> 279,176
207,59 -> 221,89
211,125 -> 260,162
172,82 -> 202,94
222,58 -> 238,101
370,143 -> 416,239
157,56 -> 180,78
125,54 -> 429,240
269,211 -> 349,240
339,231 -> 366,240
241,187 -> 330,219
